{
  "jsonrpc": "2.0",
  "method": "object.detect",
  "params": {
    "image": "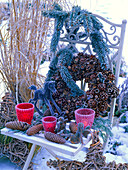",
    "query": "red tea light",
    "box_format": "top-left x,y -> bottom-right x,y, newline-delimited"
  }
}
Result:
15,103 -> 34,125
42,116 -> 57,133
75,108 -> 95,128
